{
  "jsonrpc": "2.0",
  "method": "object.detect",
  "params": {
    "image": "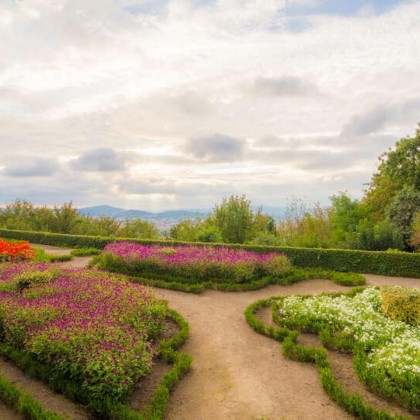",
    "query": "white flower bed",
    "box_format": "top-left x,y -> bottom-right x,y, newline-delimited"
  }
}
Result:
278,288 -> 420,394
